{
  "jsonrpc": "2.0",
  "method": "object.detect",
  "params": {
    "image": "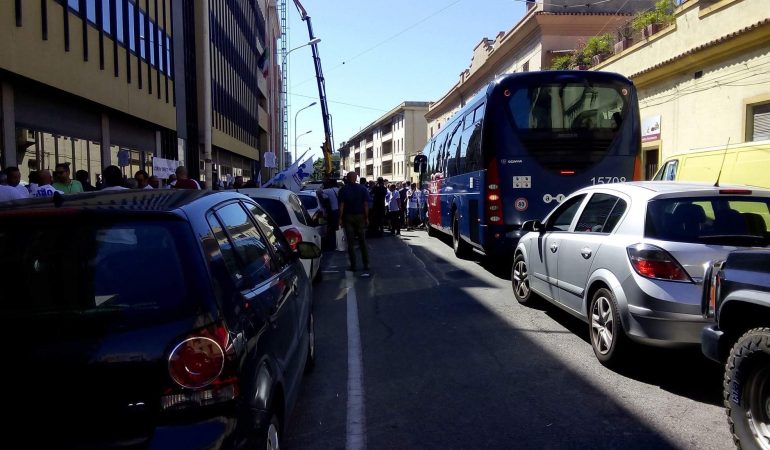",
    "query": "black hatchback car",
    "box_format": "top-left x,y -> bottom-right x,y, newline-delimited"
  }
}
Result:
0,190 -> 319,449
